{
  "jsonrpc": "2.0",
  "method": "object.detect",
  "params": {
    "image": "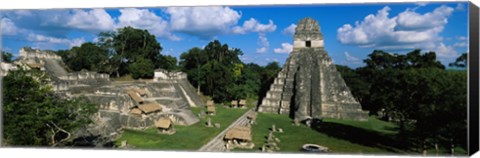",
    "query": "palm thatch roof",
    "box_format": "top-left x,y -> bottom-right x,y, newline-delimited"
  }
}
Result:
207,105 -> 216,113
207,100 -> 214,106
239,99 -> 247,106
134,88 -> 147,96
224,126 -> 252,141
130,108 -> 142,116
127,90 -> 143,104
26,62 -> 44,69
138,102 -> 162,114
155,117 -> 171,129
